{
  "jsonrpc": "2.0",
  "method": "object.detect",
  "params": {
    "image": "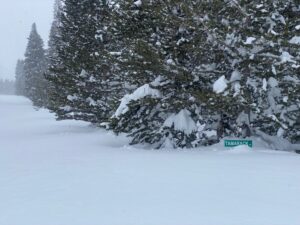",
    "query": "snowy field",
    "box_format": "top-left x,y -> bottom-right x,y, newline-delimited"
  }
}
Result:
1,95 -> 300,225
